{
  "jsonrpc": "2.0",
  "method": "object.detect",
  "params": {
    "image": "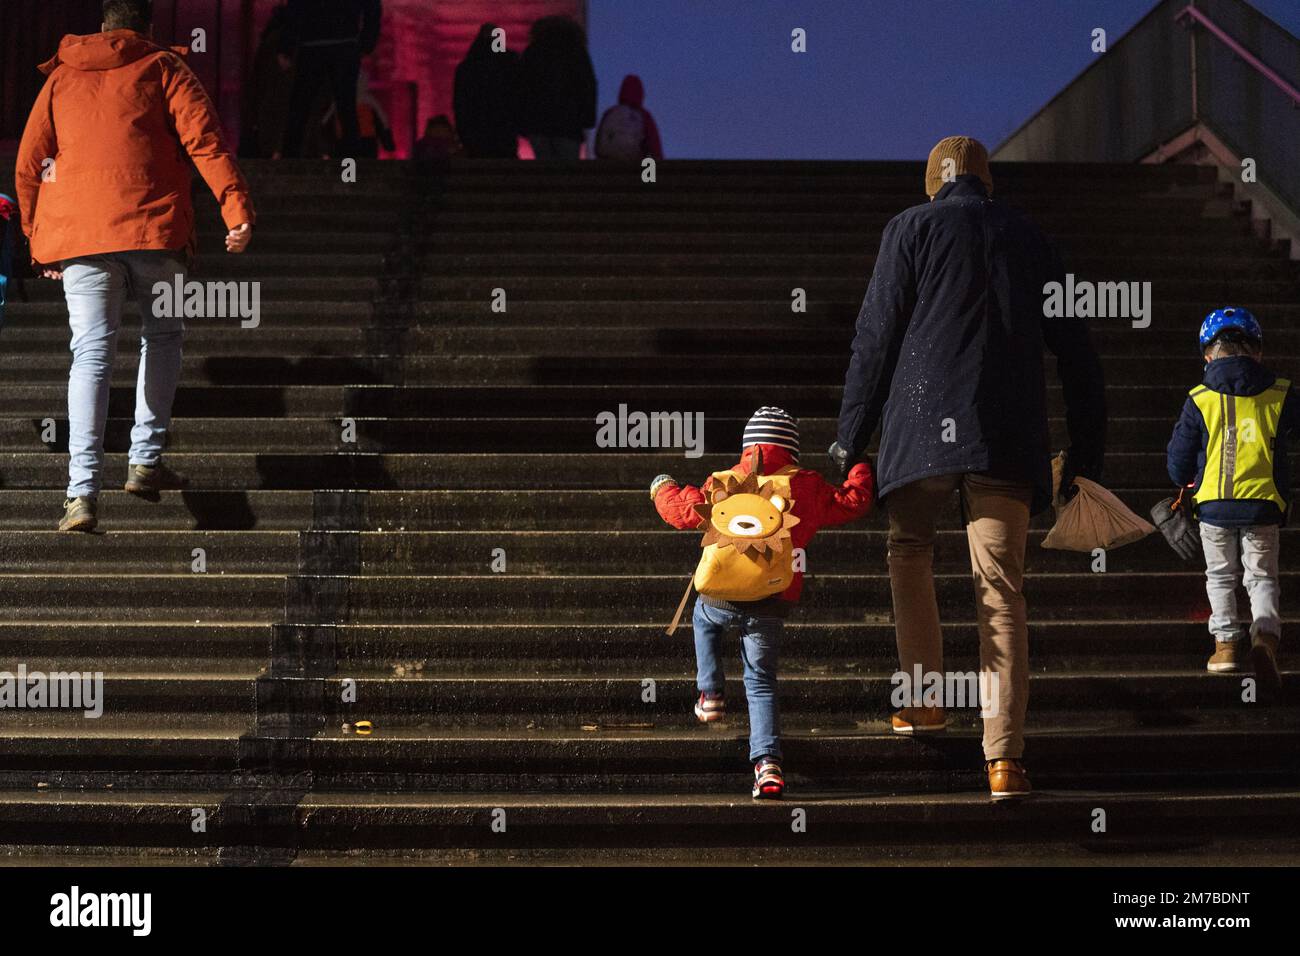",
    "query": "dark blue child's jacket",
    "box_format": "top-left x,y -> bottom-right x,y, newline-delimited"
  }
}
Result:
1167,355 -> 1298,527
